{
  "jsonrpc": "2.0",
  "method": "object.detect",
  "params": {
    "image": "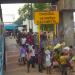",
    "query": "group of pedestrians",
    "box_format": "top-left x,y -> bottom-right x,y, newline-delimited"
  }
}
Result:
16,29 -> 38,72
16,29 -> 75,75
